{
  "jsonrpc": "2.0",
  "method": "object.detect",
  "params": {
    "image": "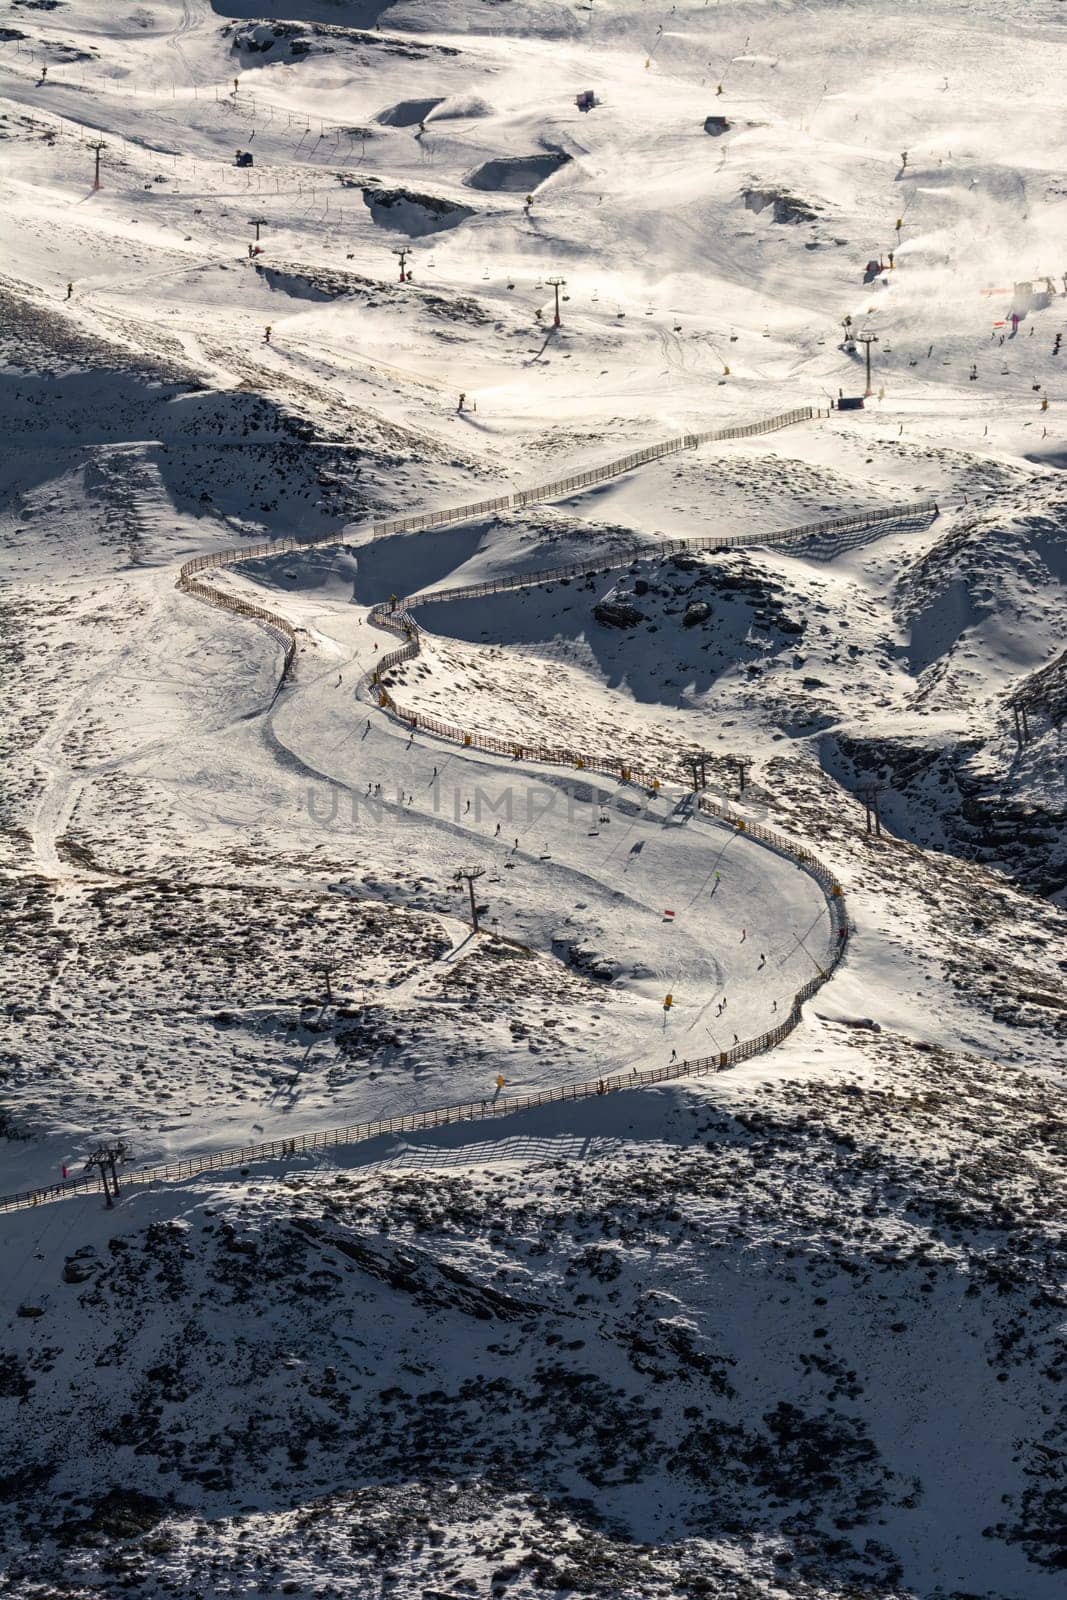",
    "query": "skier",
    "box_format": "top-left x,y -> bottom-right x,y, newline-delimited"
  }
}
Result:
757,952 -> 766,969
670,1049 -> 677,1062
336,673 -> 342,686
494,822 -> 501,836
464,798 -> 471,813
264,325 -> 272,344
739,928 -> 746,943
65,282 -> 73,300
458,392 -> 465,413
